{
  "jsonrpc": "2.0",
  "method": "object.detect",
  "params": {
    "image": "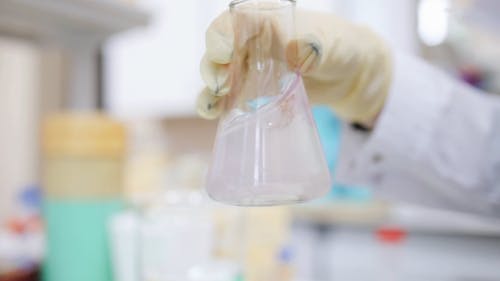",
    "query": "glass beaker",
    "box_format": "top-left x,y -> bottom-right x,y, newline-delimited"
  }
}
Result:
206,0 -> 331,206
